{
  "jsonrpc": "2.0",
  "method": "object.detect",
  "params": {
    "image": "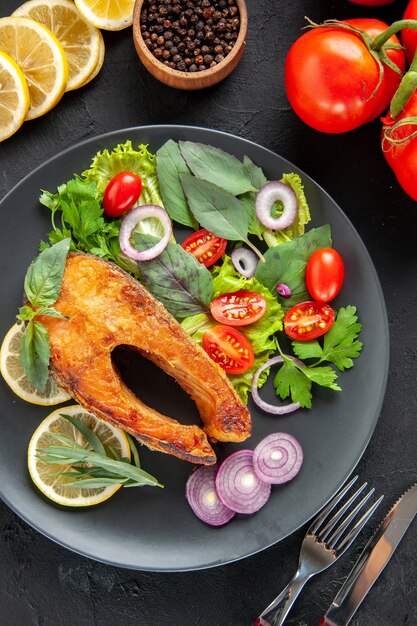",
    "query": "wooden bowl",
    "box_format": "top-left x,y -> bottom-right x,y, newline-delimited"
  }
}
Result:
132,0 -> 248,90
